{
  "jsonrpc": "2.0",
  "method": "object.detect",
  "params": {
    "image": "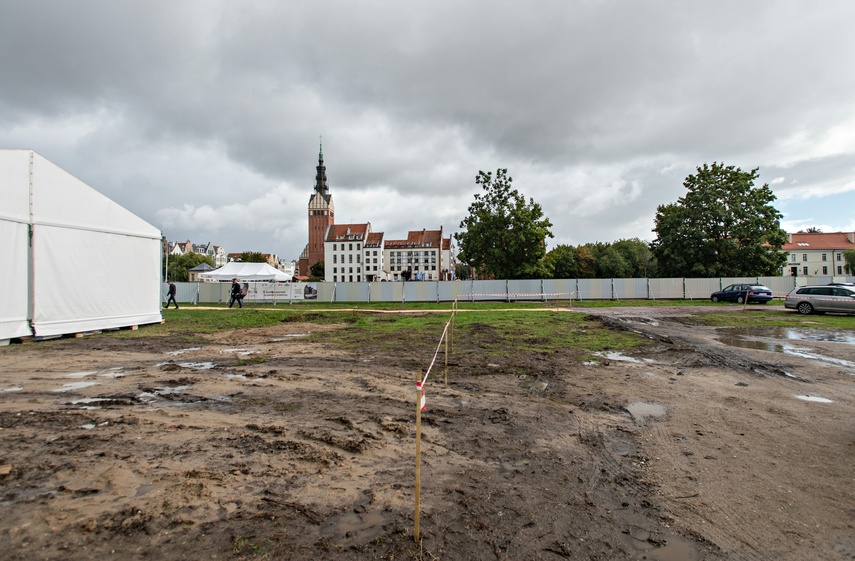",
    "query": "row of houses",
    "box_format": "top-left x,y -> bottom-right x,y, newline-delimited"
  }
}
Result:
323,224 -> 455,283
